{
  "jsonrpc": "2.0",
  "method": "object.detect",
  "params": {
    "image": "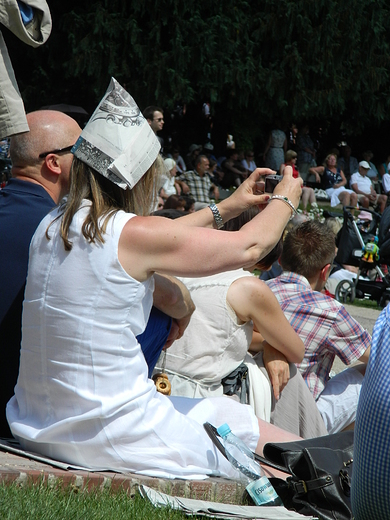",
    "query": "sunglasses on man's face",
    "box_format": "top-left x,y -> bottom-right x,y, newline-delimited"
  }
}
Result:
39,145 -> 75,159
